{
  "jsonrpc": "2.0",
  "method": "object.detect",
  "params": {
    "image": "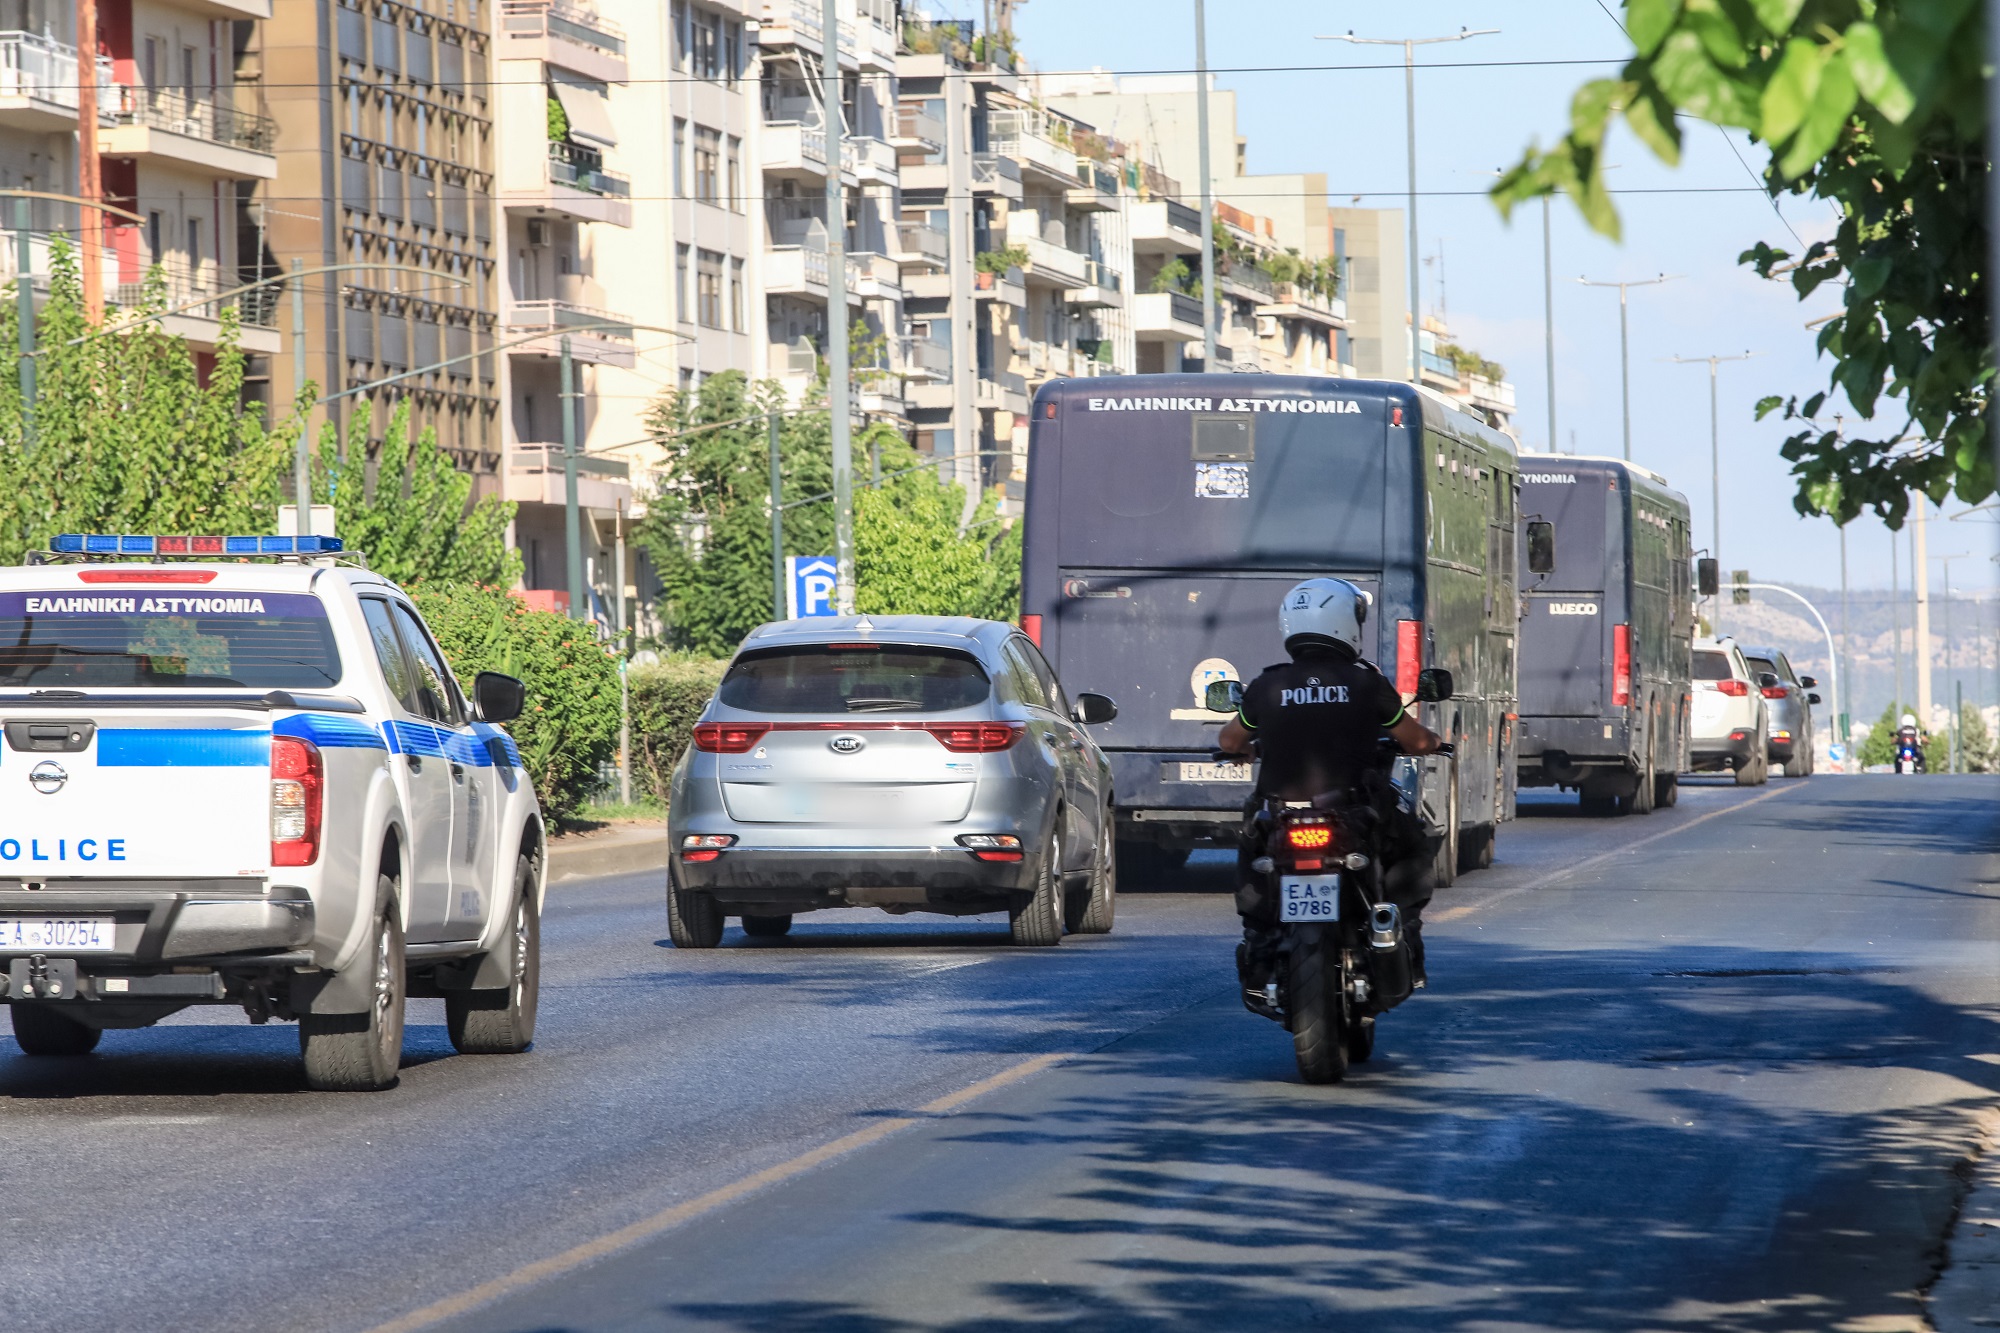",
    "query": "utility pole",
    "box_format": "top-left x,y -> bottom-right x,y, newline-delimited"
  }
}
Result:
15,197 -> 33,447
1542,197 -> 1555,452
769,410 -> 785,621
1839,523 -> 1852,745
1318,26 -> 1498,384
1891,529 -> 1903,717
615,500 -> 630,804
76,0 -> 103,320
1937,551 -> 1971,770
291,258 -> 312,535
821,0 -> 855,614
1667,350 -> 1754,576
561,336 -> 584,621
1914,495 -> 1932,724
1583,274 -> 1677,460
1194,0 -> 1216,368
